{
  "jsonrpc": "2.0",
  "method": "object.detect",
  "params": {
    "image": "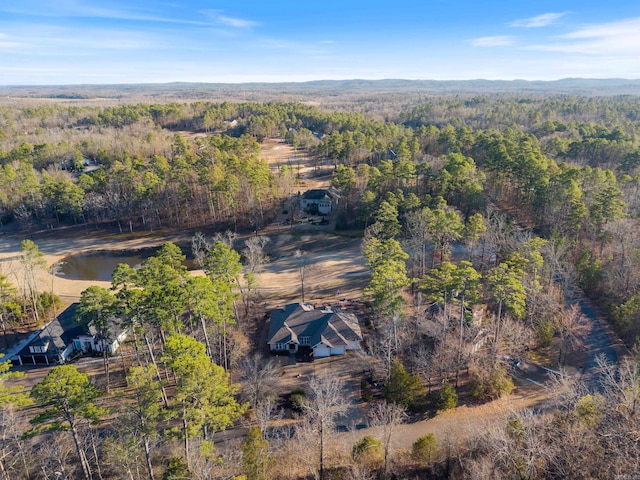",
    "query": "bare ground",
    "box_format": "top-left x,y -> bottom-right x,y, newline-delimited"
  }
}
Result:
267,350 -> 549,452
0,229 -> 190,301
